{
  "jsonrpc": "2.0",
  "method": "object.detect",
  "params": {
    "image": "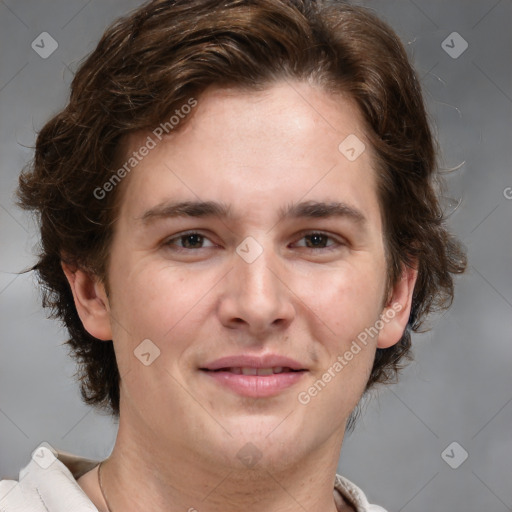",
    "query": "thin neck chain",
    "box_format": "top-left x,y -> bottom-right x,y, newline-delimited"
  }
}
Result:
97,461 -> 113,512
